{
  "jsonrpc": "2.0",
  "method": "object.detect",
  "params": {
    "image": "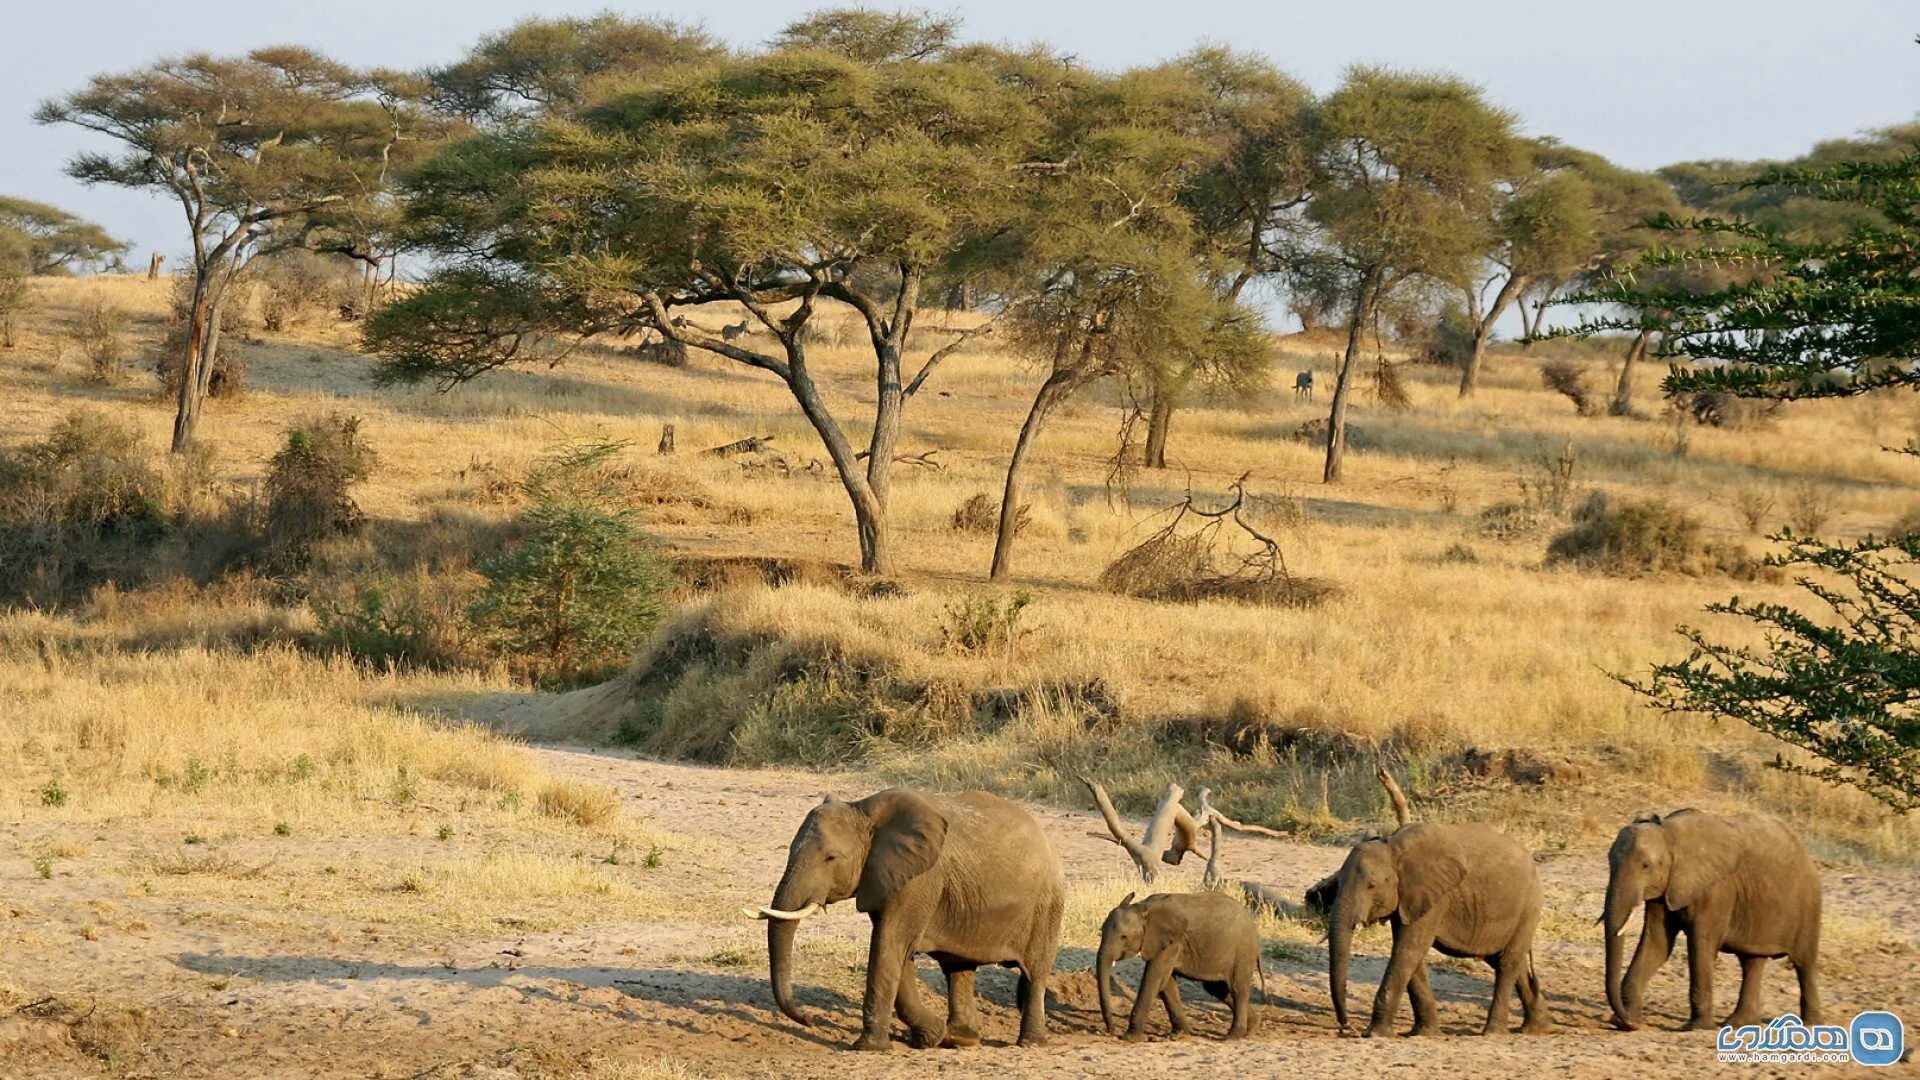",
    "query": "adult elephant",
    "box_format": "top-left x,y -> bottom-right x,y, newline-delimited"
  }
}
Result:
1603,809 -> 1823,1031
1326,822 -> 1553,1037
750,788 -> 1064,1051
